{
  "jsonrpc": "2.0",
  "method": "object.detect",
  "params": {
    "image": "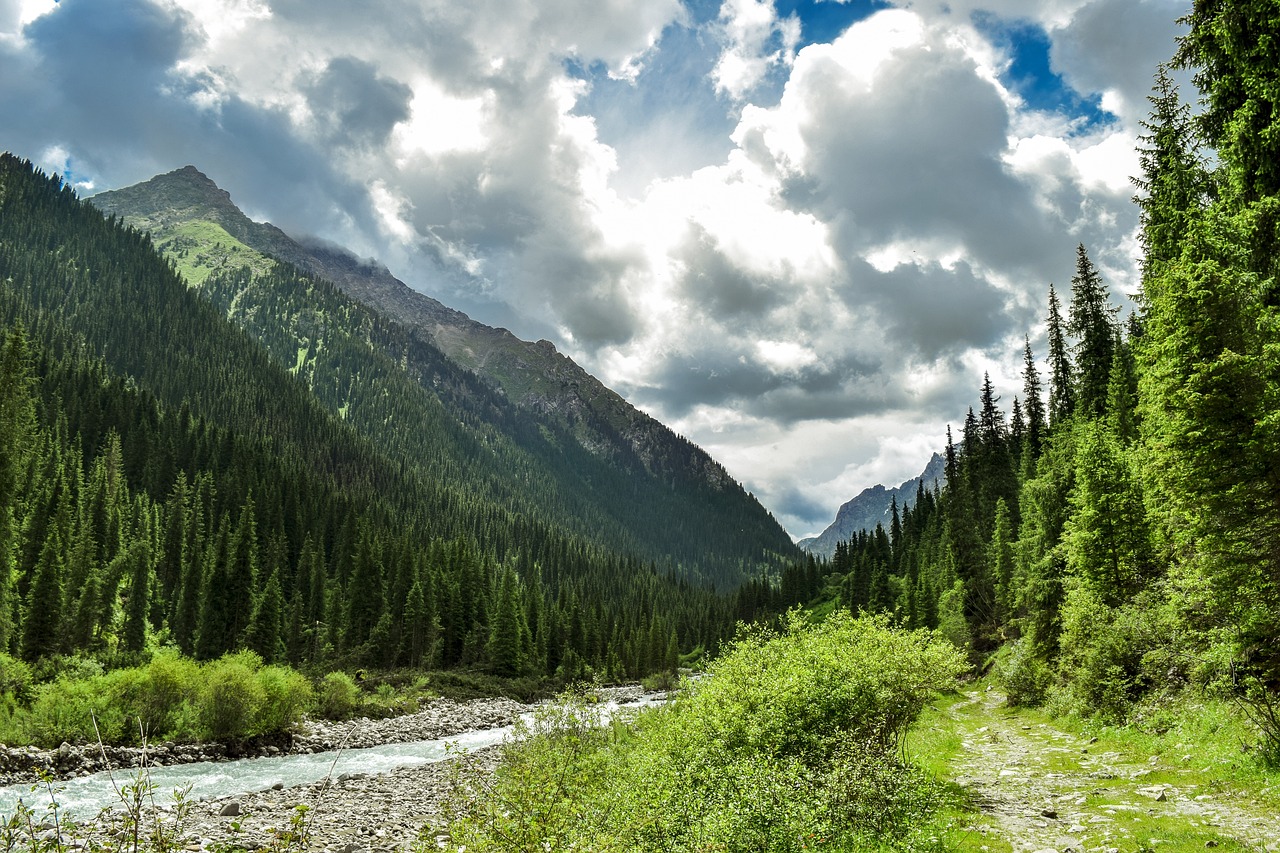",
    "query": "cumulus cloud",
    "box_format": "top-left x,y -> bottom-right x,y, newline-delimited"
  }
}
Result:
0,0 -> 1186,536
